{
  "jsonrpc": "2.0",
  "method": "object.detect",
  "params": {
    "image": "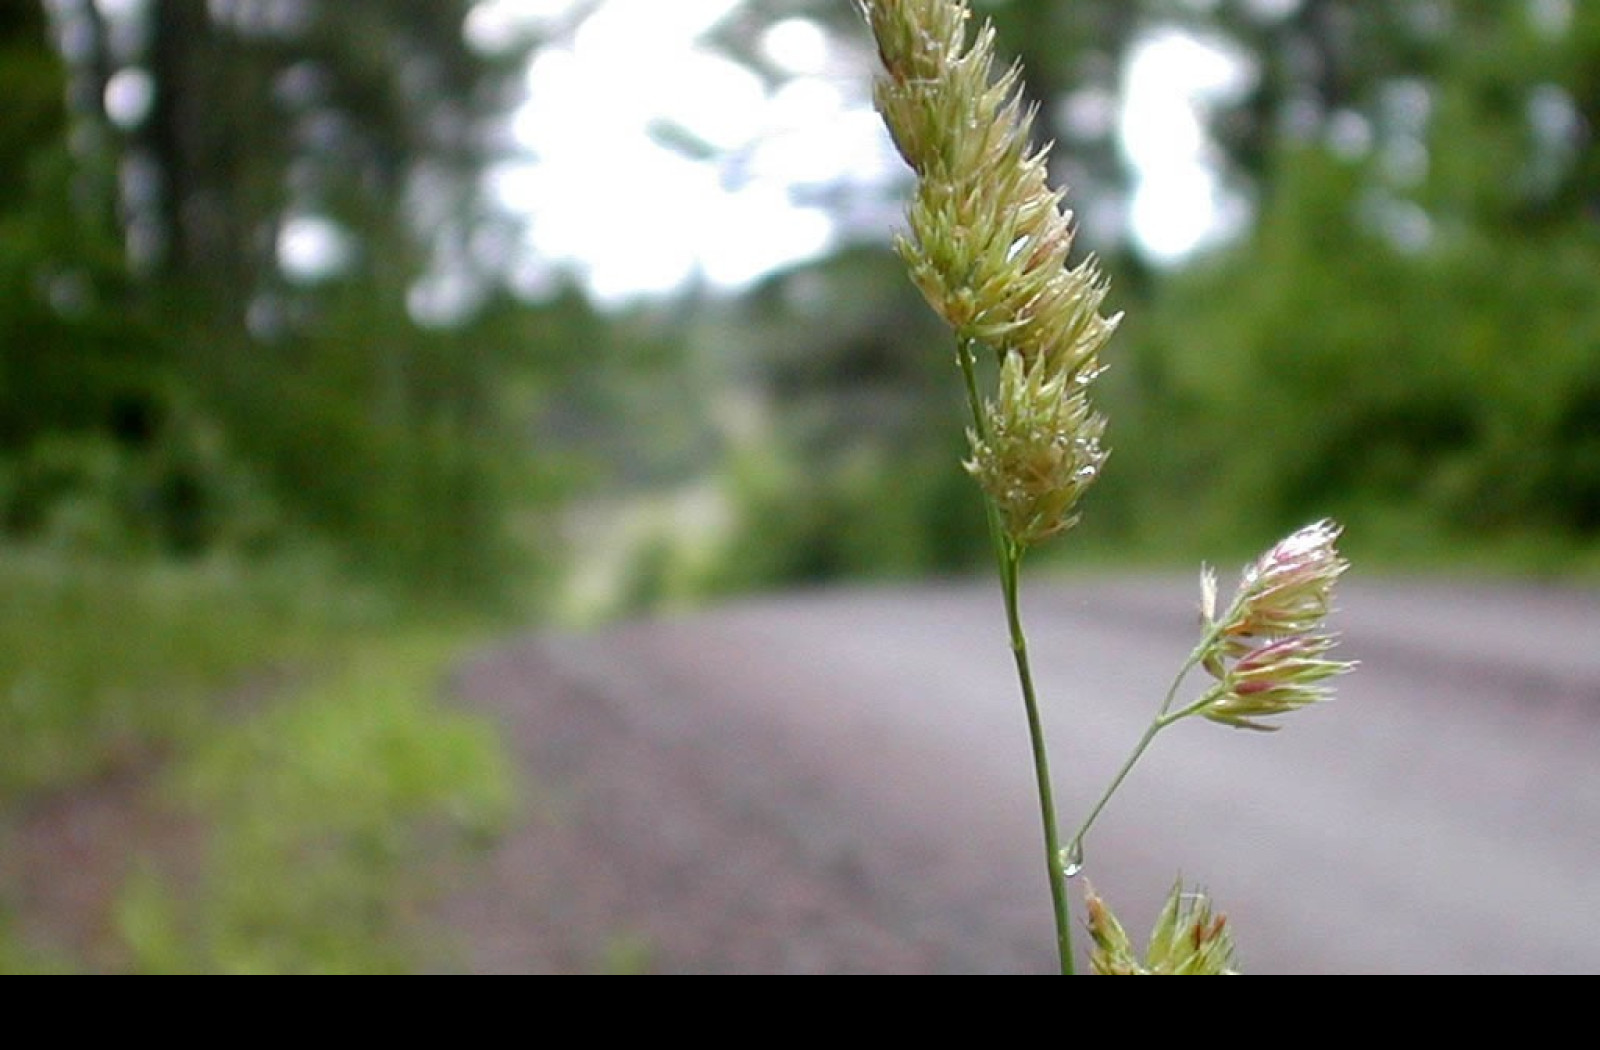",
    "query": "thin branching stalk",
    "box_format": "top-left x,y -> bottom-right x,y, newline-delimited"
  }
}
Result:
1066,637 -> 1223,861
862,0 -> 1352,975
